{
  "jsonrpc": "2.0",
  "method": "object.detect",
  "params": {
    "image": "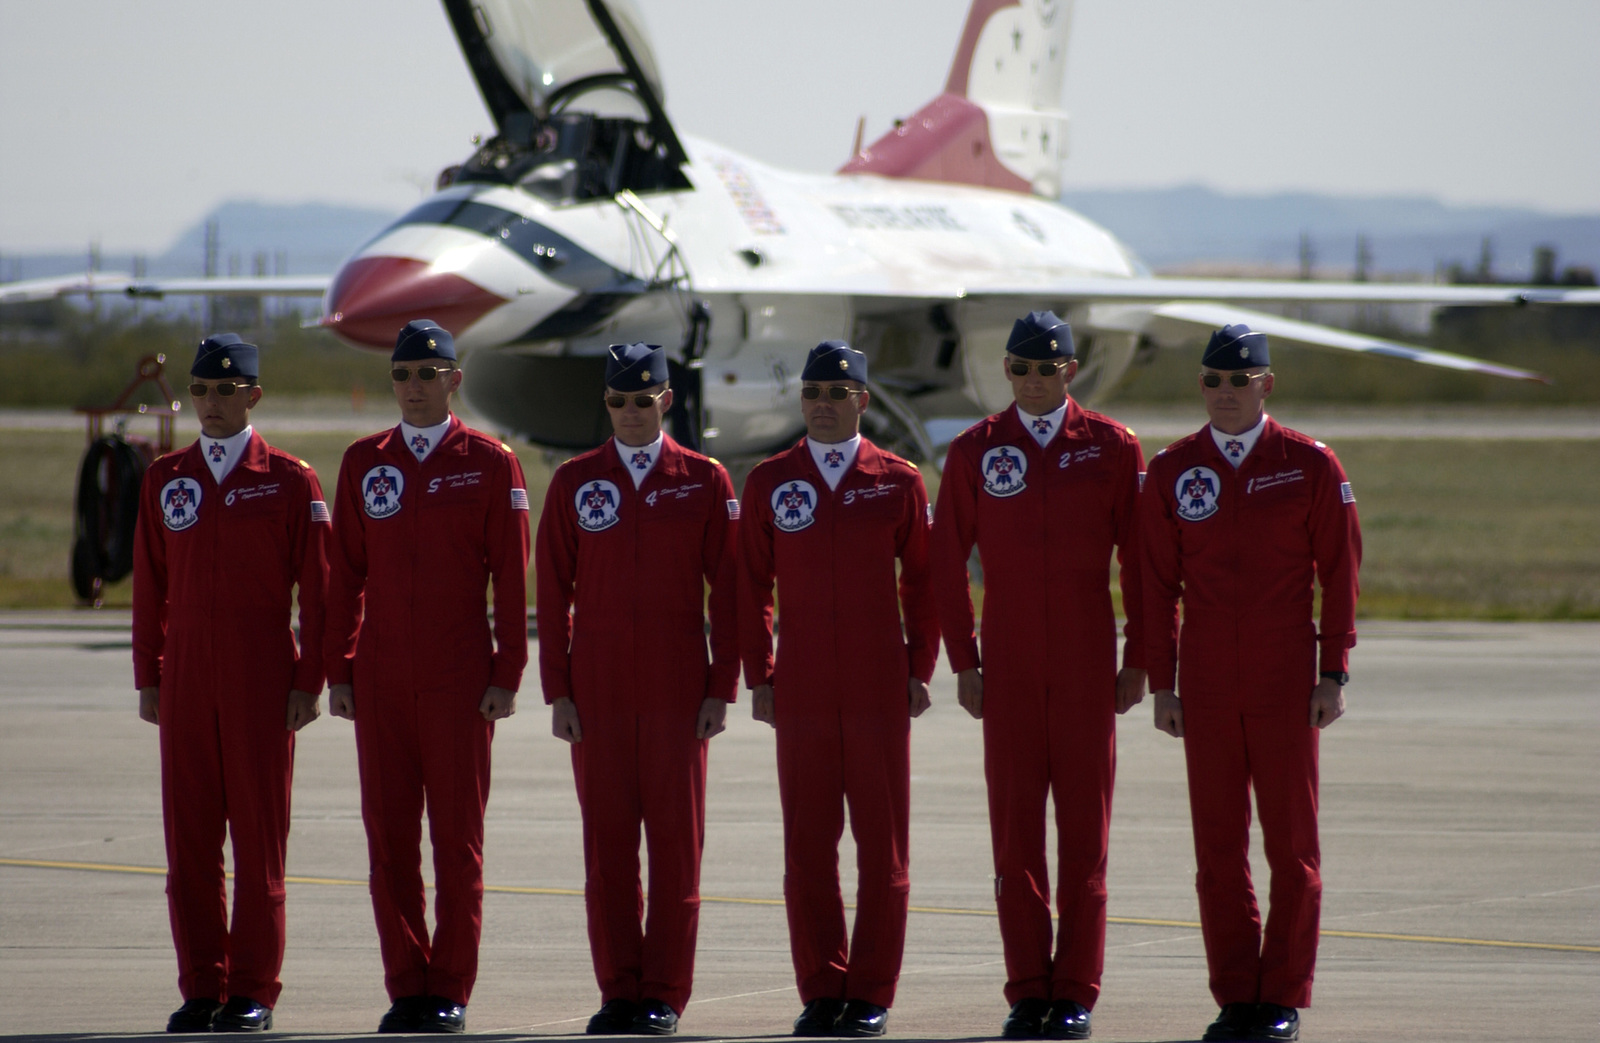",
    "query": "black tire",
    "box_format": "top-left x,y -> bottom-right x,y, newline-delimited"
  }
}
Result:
73,436 -> 149,596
